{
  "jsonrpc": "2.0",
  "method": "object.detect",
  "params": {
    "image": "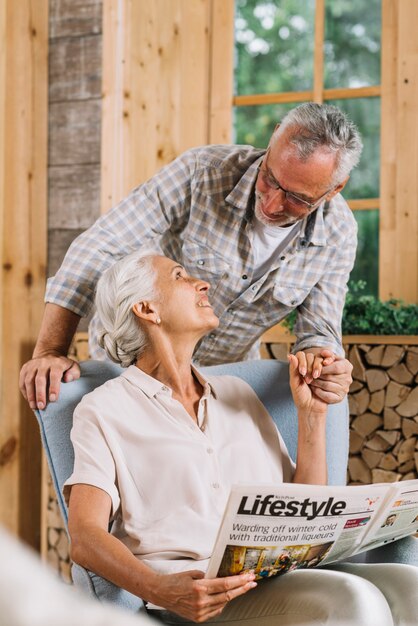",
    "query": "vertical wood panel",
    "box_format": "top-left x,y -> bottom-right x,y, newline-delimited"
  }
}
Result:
101,0 -> 234,213
313,0 -> 325,104
208,0 -> 234,143
394,0 -> 418,301
380,0 -> 418,302
0,0 -> 48,546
